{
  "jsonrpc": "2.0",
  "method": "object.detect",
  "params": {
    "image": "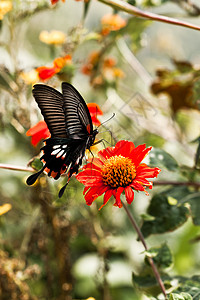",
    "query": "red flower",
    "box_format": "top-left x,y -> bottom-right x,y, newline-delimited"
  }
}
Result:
76,140 -> 161,209
26,121 -> 50,146
36,66 -> 57,81
87,103 -> 103,126
51,0 -> 65,4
